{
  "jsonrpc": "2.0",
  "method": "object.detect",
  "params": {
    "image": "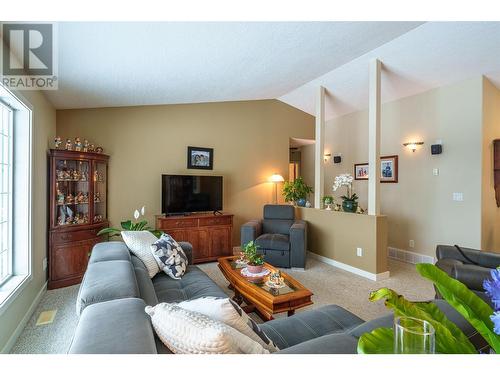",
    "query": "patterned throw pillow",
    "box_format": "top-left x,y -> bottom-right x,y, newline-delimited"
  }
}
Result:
228,299 -> 280,352
145,303 -> 270,354
121,230 -> 160,278
151,233 -> 188,279
178,297 -> 279,352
